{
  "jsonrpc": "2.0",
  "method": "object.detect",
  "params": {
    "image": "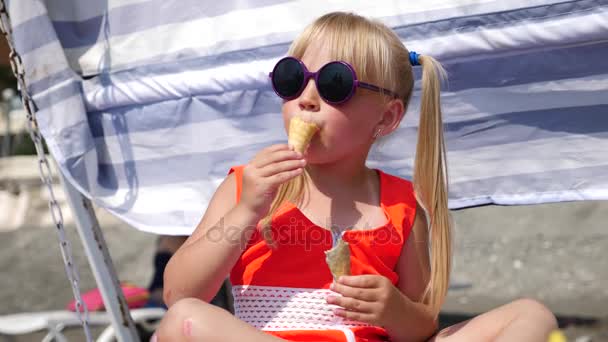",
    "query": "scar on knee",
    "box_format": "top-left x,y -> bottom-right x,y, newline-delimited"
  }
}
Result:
183,318 -> 193,337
